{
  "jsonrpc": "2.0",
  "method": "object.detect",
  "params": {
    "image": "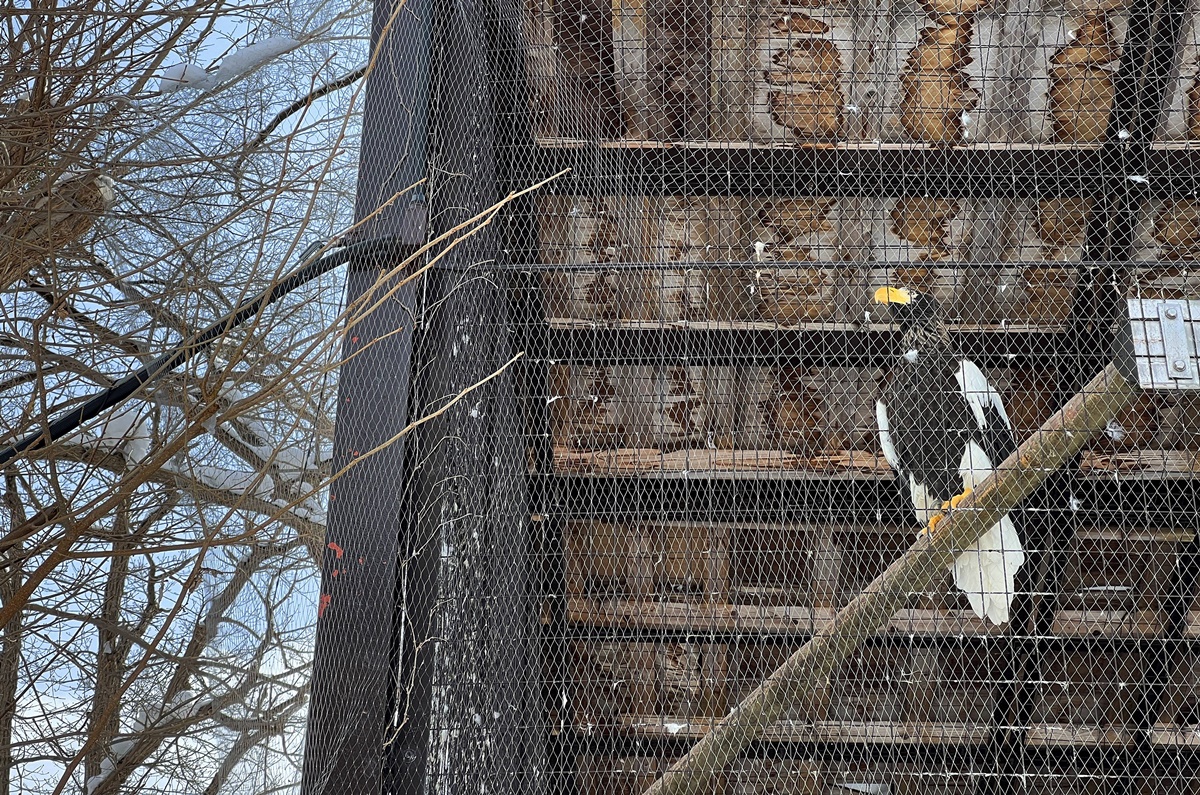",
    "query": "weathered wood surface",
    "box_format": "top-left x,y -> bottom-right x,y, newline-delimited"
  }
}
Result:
559,597 -> 1003,635
550,445 -> 1200,477
558,597 -> 1170,638
613,715 -> 992,745
640,361 -> 1141,795
586,713 -> 1147,748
